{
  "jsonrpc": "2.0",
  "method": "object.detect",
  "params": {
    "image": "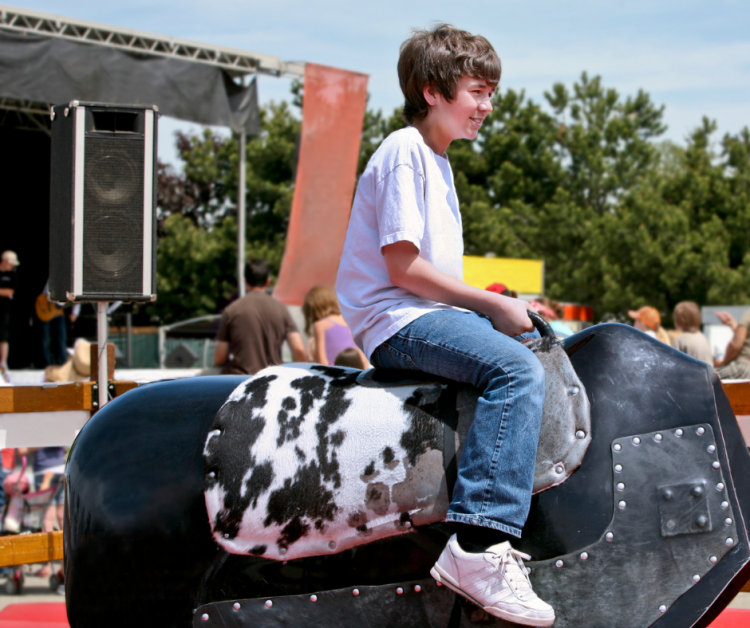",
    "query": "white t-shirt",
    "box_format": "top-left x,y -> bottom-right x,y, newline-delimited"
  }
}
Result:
336,127 -> 464,359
